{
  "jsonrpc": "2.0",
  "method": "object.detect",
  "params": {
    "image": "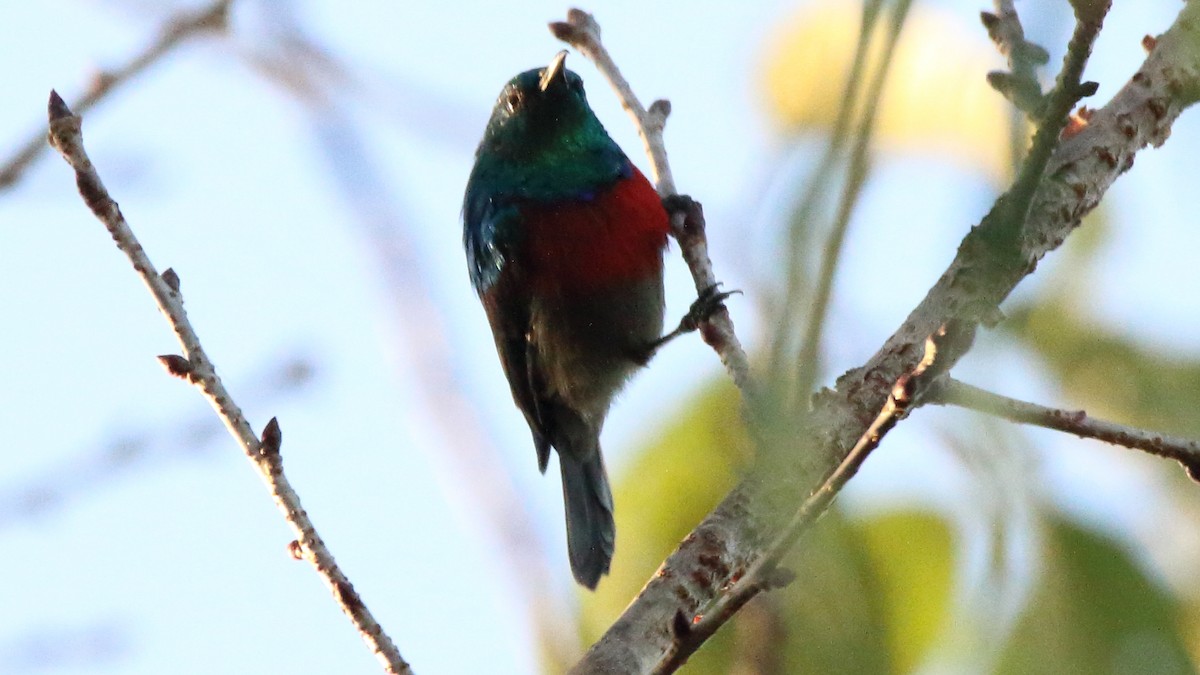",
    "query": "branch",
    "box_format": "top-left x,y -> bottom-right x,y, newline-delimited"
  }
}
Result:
927,378 -> 1200,482
0,0 -> 233,192
654,322 -> 972,673
550,9 -> 752,393
569,0 -> 1200,670
982,0 -> 1051,117
45,92 -> 411,675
